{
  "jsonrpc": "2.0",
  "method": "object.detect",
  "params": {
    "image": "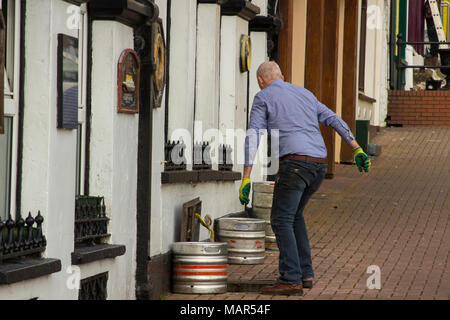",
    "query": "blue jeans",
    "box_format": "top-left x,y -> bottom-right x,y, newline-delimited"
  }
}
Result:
270,159 -> 327,284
